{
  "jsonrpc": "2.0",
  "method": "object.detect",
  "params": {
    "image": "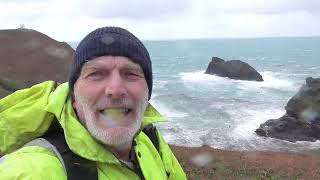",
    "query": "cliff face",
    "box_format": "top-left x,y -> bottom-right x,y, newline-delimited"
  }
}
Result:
0,29 -> 74,97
